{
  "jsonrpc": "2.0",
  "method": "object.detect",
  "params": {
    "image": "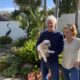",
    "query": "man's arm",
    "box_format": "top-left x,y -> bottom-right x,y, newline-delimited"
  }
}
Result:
36,32 -> 44,47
